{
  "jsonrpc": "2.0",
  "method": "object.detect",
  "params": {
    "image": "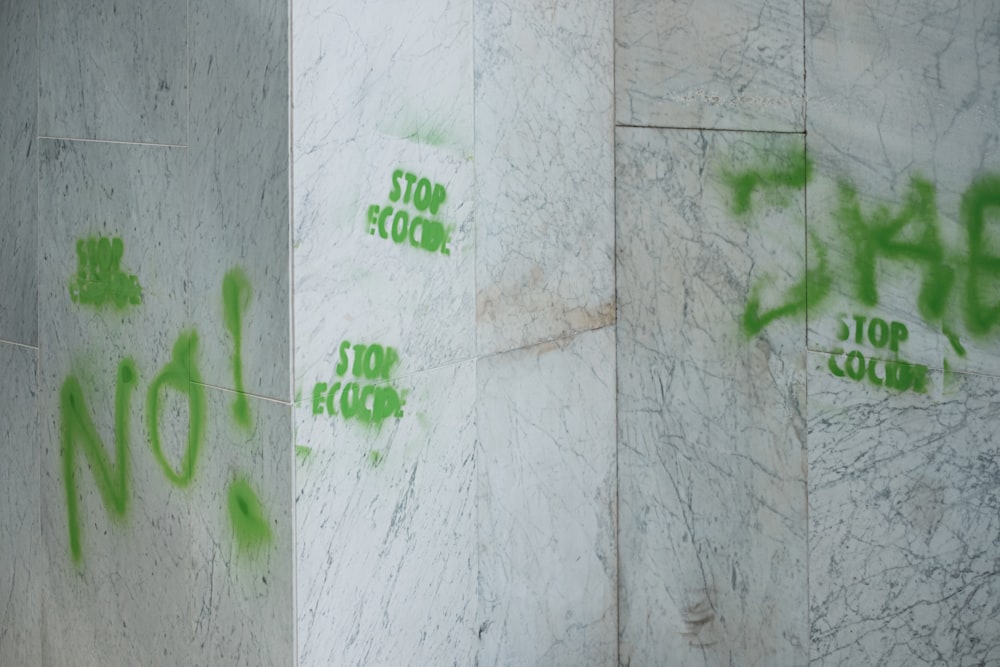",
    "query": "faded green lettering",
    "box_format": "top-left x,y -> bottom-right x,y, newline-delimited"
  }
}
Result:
68,235 -> 143,309
147,332 -> 206,488
61,359 -> 138,563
